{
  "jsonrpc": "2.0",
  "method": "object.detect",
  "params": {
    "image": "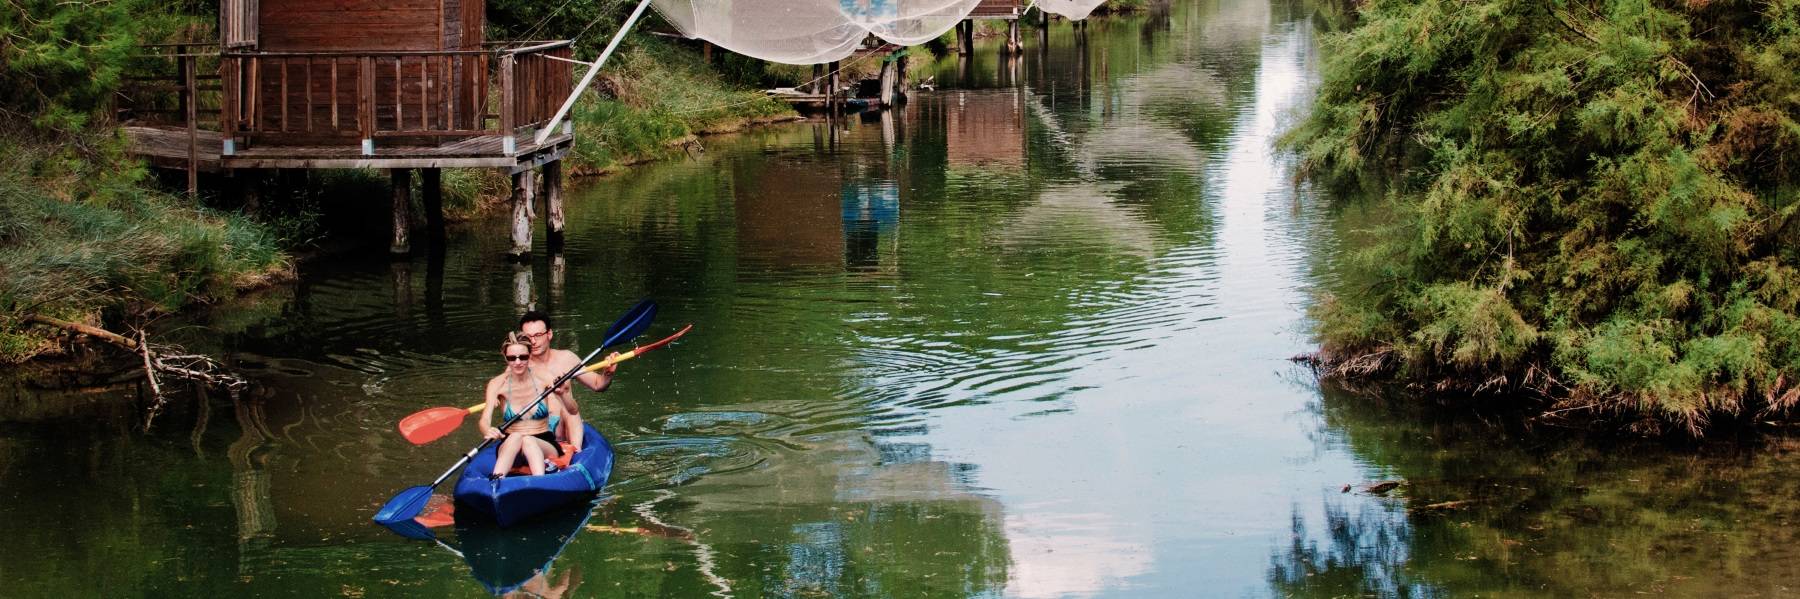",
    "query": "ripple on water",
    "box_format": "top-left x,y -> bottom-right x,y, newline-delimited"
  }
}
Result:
609,435 -> 774,493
